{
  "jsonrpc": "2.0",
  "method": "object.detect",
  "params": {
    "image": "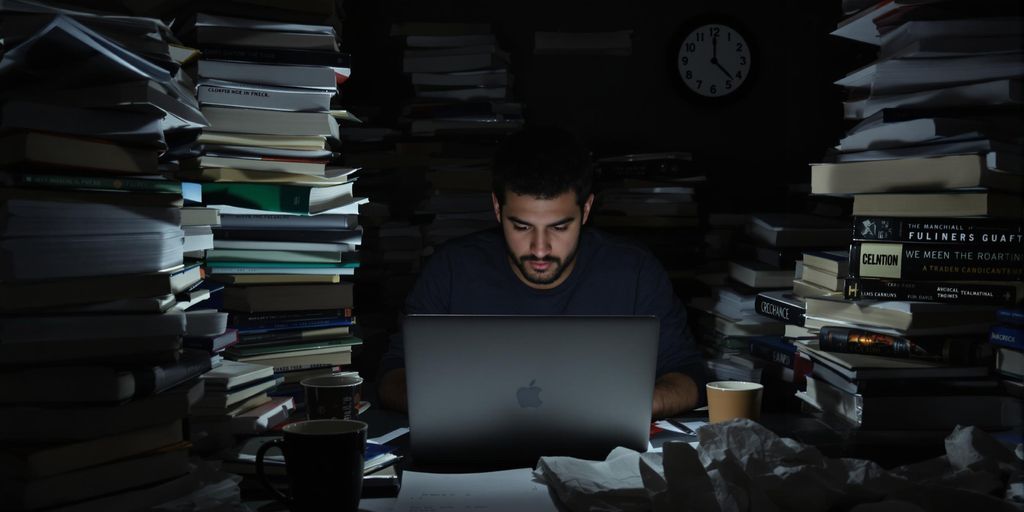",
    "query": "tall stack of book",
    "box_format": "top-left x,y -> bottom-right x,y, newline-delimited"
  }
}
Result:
173,12 -> 367,414
794,0 -> 1023,460
0,5 -> 215,509
393,22 -> 524,253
